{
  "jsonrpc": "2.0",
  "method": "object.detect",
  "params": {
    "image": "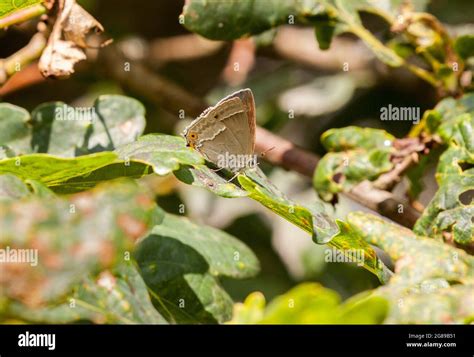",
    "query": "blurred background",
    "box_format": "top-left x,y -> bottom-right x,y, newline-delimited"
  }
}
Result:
1,0 -> 473,302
